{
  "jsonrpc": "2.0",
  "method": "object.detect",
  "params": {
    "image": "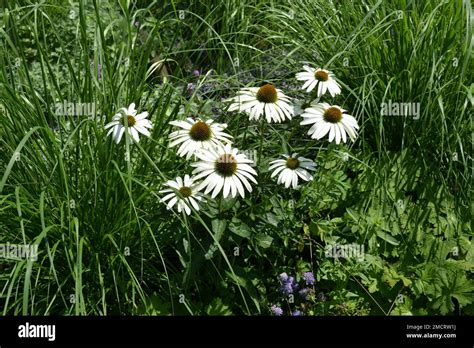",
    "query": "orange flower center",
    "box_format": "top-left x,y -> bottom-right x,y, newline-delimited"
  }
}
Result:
127,115 -> 136,127
286,157 -> 300,169
179,186 -> 192,198
215,153 -> 237,177
256,84 -> 278,103
189,121 -> 212,141
315,70 -> 329,82
323,107 -> 342,123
